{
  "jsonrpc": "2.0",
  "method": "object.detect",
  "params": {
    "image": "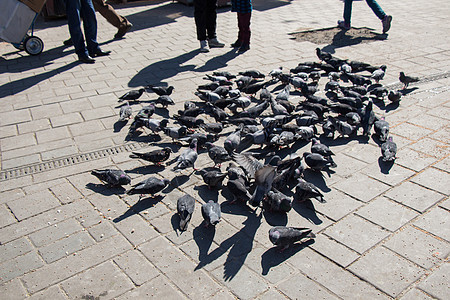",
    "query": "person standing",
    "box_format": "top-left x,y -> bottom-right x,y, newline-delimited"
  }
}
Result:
231,0 -> 252,53
64,0 -> 111,63
194,0 -> 225,53
337,0 -> 392,33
